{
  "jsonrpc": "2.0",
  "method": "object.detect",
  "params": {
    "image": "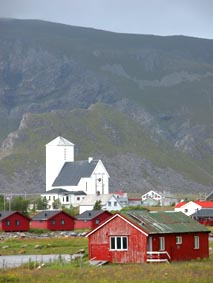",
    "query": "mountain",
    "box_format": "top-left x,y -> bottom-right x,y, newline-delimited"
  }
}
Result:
0,19 -> 213,195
